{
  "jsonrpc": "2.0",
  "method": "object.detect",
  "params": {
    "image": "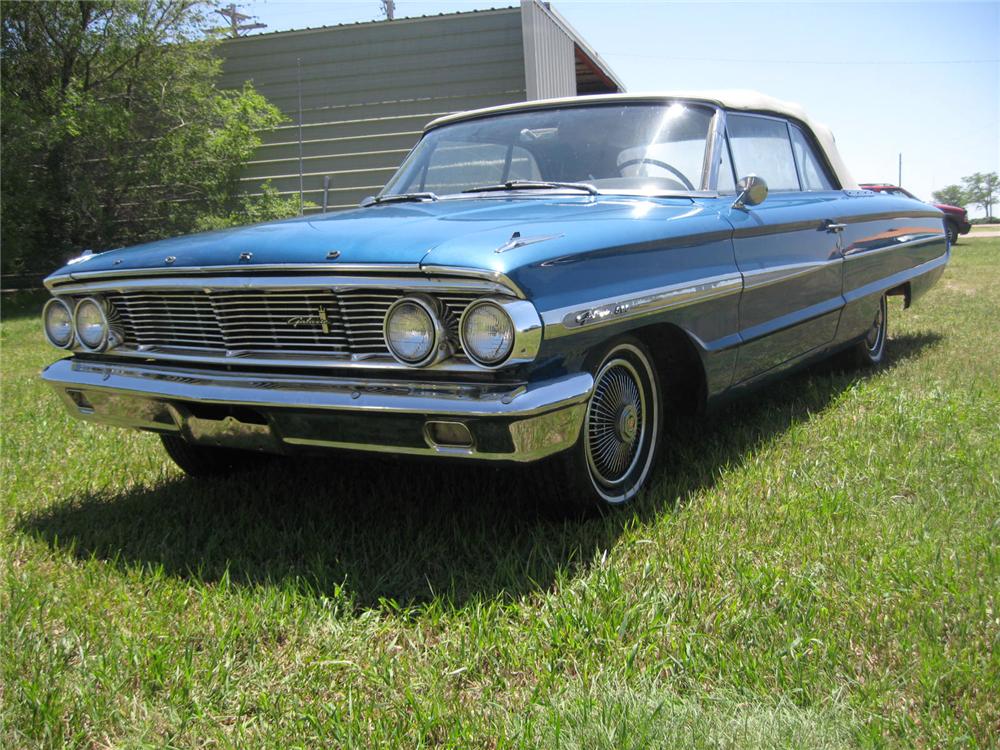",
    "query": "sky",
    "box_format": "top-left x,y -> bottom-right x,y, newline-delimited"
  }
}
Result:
239,0 -> 1000,215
